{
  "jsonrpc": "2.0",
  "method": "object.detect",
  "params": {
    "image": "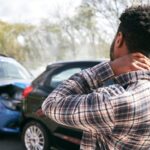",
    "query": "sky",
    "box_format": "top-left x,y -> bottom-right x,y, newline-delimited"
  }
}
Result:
0,0 -> 82,24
